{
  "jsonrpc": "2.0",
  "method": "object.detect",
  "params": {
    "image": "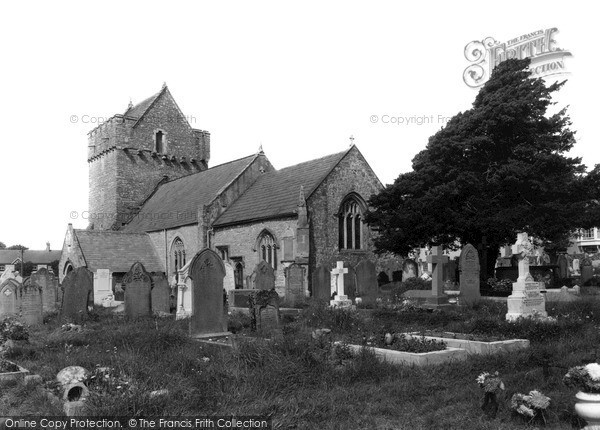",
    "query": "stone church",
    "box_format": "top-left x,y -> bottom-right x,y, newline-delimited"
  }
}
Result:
59,84 -> 400,308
